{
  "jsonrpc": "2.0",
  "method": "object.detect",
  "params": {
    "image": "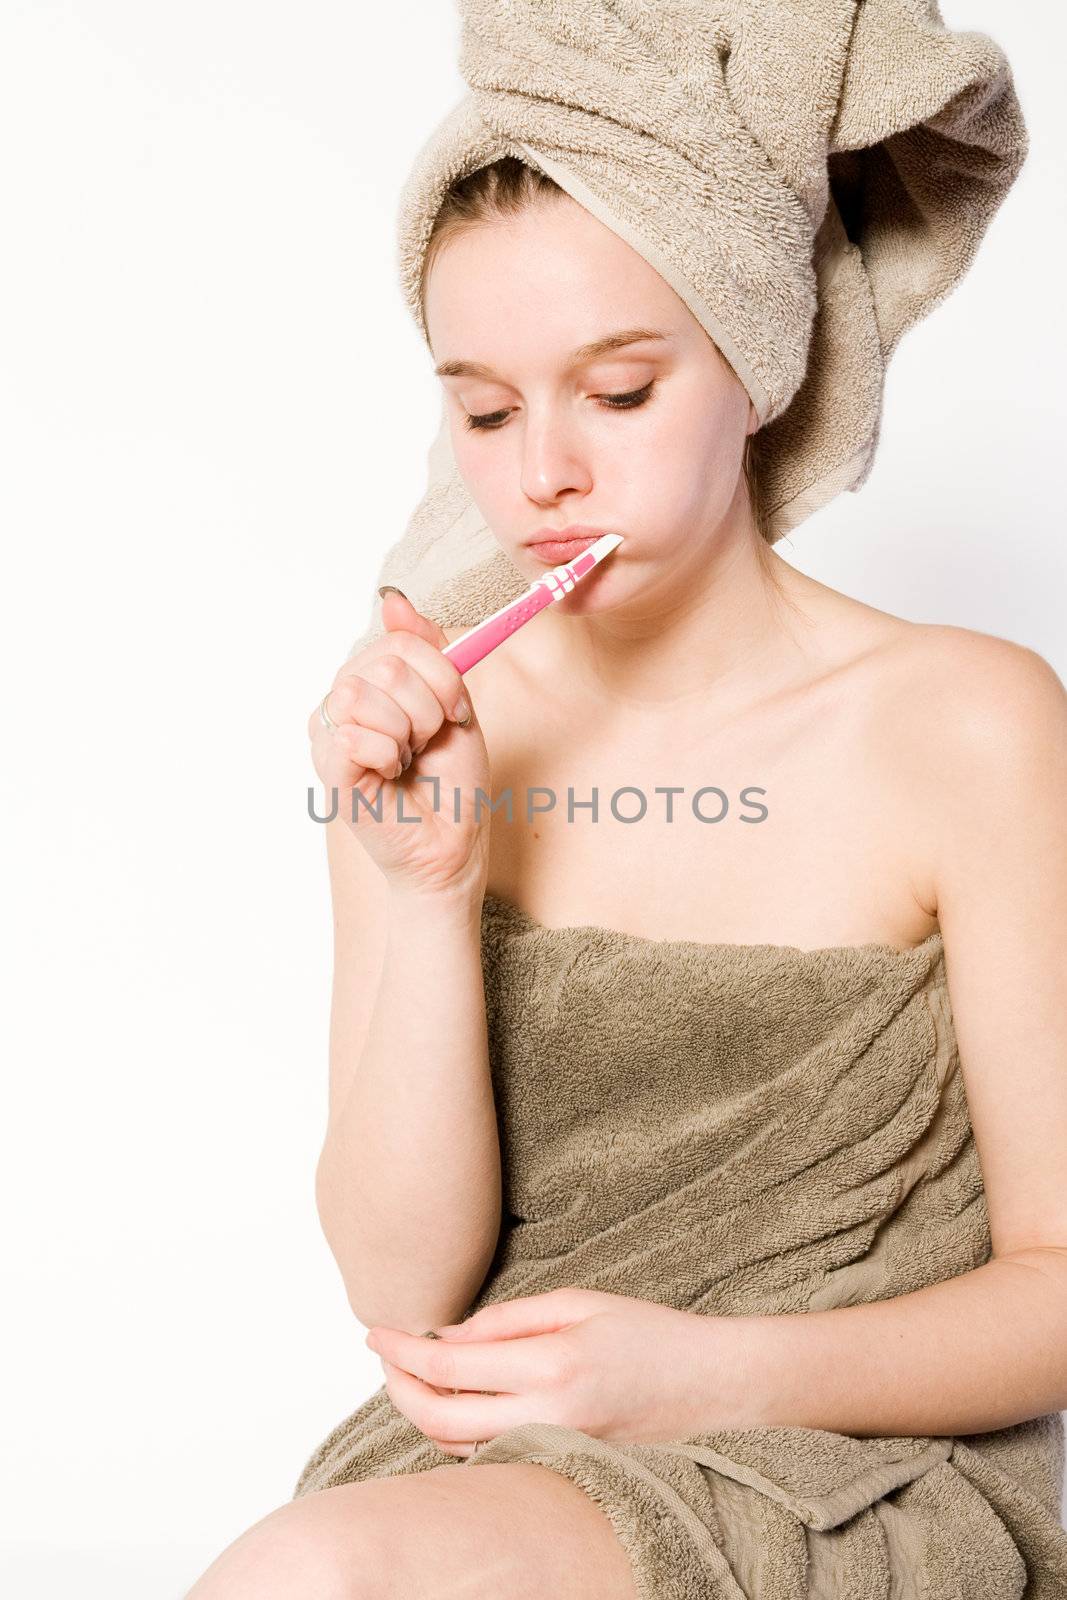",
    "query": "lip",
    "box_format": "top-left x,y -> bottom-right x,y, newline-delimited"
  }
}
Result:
526,536 -> 601,565
524,525 -> 620,564
524,524 -> 607,547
